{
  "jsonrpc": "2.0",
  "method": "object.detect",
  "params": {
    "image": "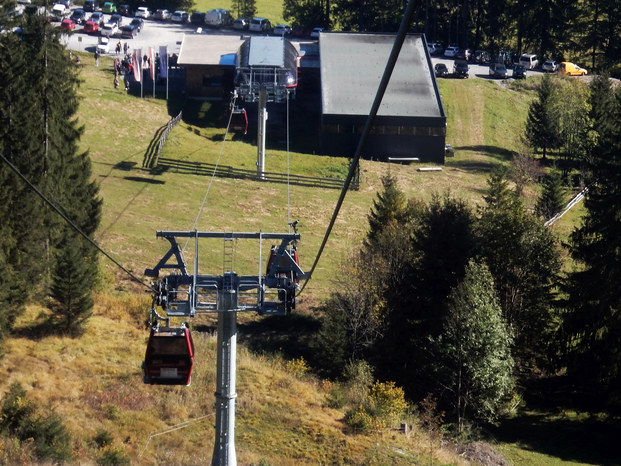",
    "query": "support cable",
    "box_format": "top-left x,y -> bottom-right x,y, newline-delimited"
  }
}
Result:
182,94 -> 237,254
138,414 -> 214,459
0,152 -> 153,290
297,0 -> 420,296
286,89 -> 291,232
